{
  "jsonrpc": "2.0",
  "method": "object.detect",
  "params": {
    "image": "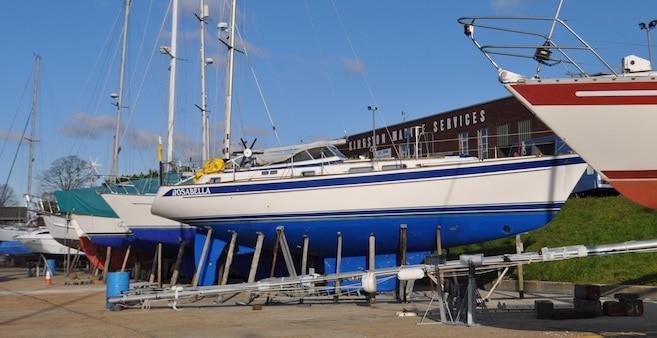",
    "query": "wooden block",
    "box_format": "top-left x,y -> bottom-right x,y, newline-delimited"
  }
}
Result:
535,300 -> 554,319
603,301 -> 625,316
574,284 -> 600,301
573,298 -> 602,317
621,299 -> 644,317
